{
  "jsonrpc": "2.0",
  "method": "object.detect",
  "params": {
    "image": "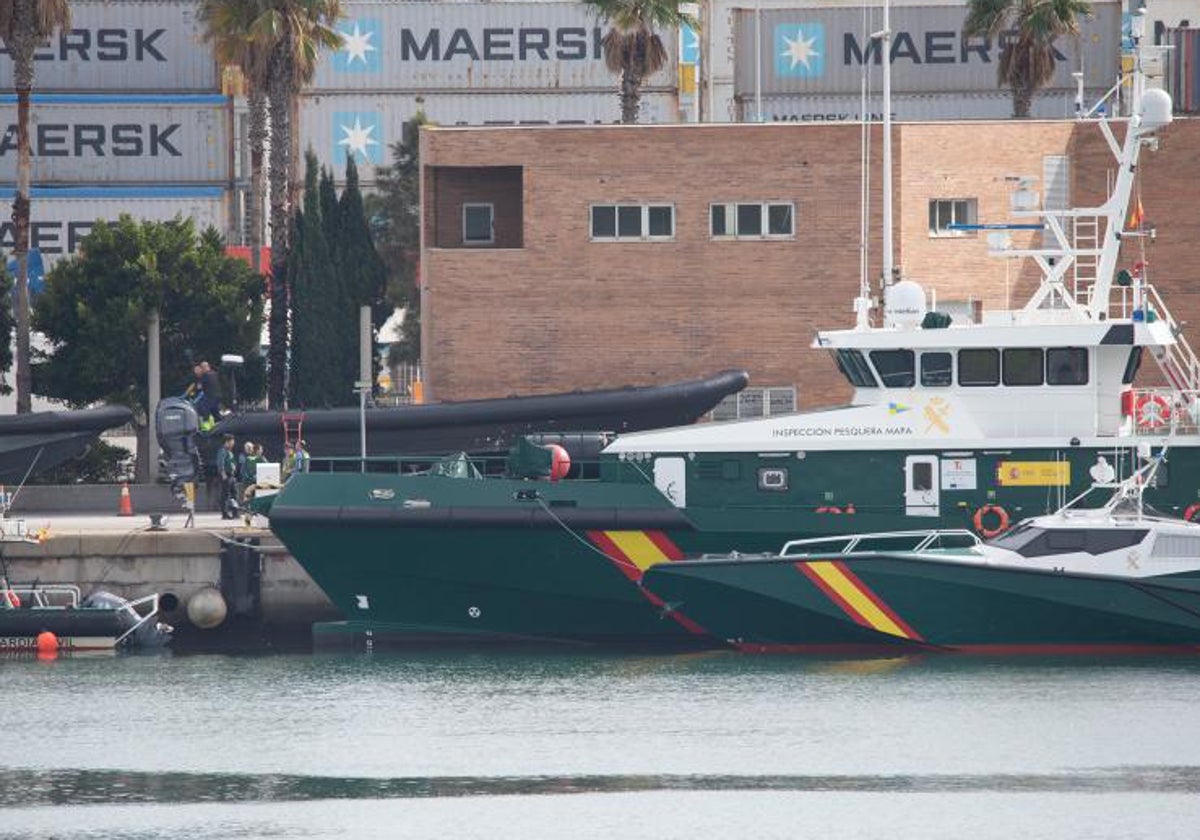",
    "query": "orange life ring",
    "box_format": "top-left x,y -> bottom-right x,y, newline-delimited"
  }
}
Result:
815,506 -> 842,514
973,504 -> 1010,538
4,589 -> 19,608
1134,393 -> 1171,429
1184,503 -> 1200,523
